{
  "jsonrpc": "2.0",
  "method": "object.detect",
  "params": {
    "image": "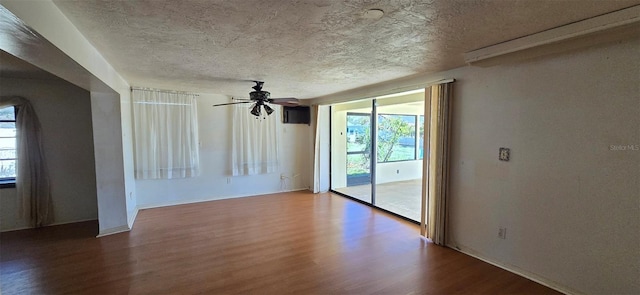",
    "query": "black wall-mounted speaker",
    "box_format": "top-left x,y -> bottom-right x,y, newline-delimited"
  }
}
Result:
282,106 -> 311,125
